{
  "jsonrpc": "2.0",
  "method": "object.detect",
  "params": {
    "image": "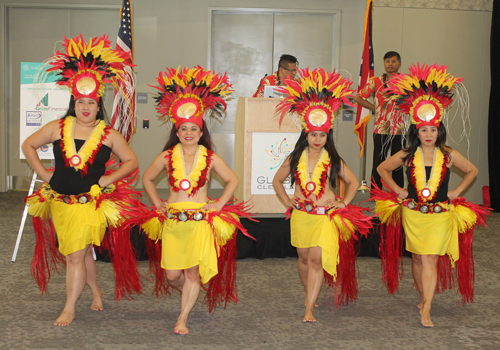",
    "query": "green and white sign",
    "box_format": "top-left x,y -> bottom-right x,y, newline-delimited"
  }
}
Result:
20,62 -> 70,159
